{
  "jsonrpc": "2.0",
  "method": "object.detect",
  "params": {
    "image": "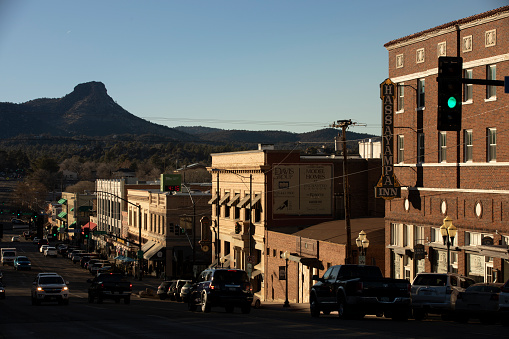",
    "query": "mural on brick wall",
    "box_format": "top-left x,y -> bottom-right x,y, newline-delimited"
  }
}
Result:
272,164 -> 332,215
